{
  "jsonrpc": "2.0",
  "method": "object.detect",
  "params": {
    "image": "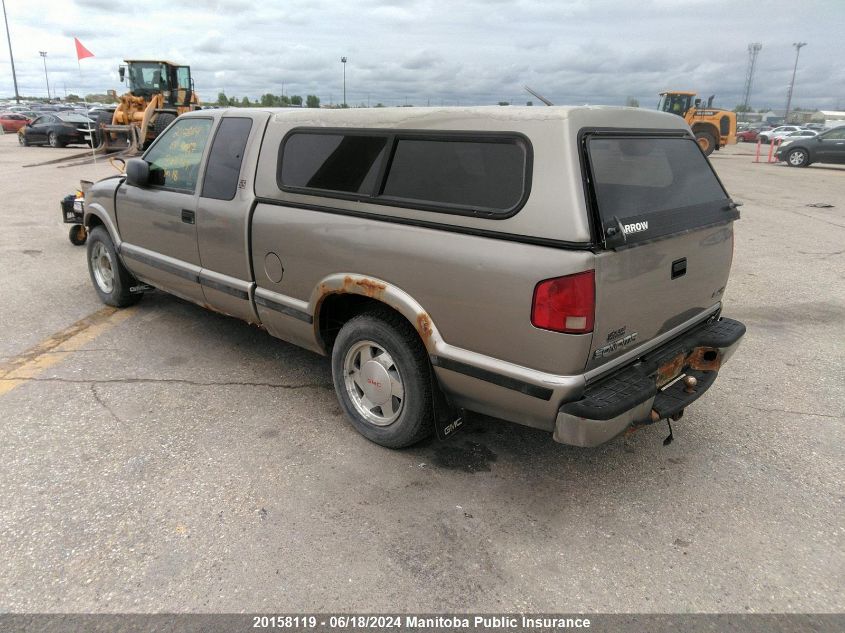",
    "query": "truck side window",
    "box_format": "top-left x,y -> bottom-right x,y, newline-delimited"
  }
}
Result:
144,118 -> 212,192
382,138 -> 526,212
278,129 -> 530,216
201,118 -> 253,200
281,133 -> 387,194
